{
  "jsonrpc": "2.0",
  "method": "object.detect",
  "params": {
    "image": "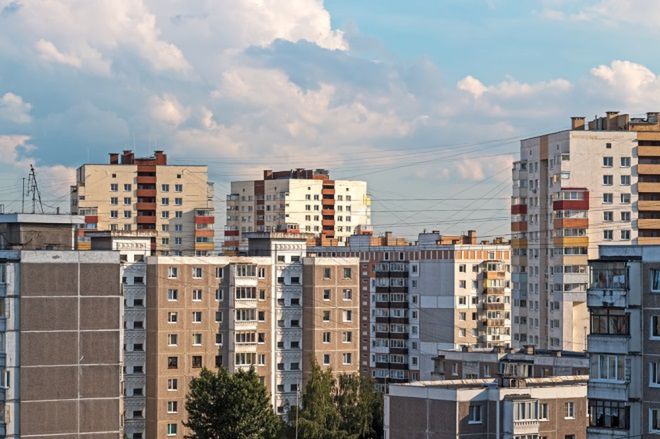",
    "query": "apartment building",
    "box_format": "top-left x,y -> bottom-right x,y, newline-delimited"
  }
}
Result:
0,214 -> 123,438
512,112 -> 660,352
145,232 -> 359,437
432,345 -> 588,380
385,375 -> 588,439
71,150 -> 215,255
309,230 -> 511,389
90,231 -> 153,439
586,245 -> 660,437
224,169 -> 370,254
